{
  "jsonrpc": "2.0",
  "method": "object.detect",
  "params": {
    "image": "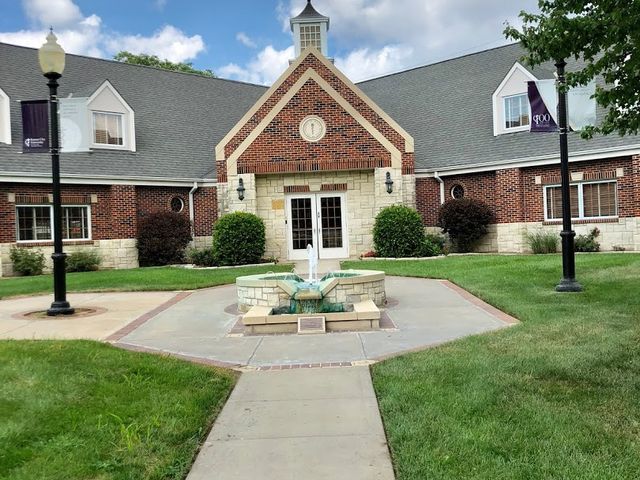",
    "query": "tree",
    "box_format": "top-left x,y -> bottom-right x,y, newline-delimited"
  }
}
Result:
113,51 -> 215,77
504,1 -> 640,138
